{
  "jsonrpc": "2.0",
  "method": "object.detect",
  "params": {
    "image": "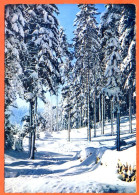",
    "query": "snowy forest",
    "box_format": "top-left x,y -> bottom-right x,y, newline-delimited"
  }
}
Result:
5,4 -> 136,193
